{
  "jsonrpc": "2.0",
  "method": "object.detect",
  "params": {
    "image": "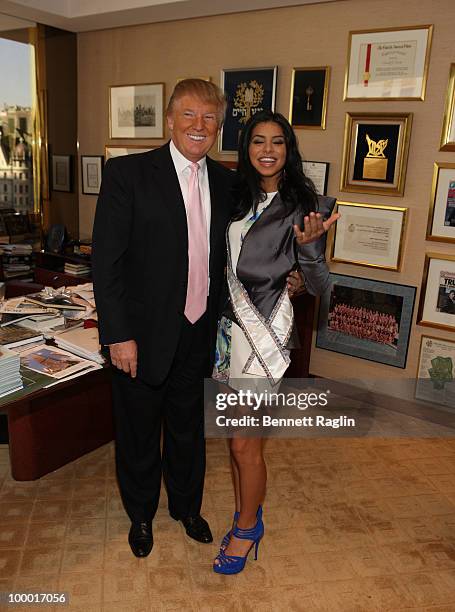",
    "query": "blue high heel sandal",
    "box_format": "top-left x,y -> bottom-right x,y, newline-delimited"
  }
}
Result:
213,517 -> 264,575
220,506 -> 262,551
